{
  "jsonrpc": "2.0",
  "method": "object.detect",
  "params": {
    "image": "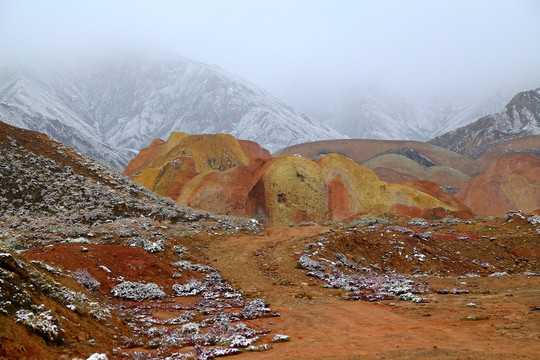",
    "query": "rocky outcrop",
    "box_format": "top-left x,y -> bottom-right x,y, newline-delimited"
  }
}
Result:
456,154 -> 540,216
179,153 -> 453,225
396,180 -> 474,218
125,132 -> 271,200
429,88 -> 540,158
